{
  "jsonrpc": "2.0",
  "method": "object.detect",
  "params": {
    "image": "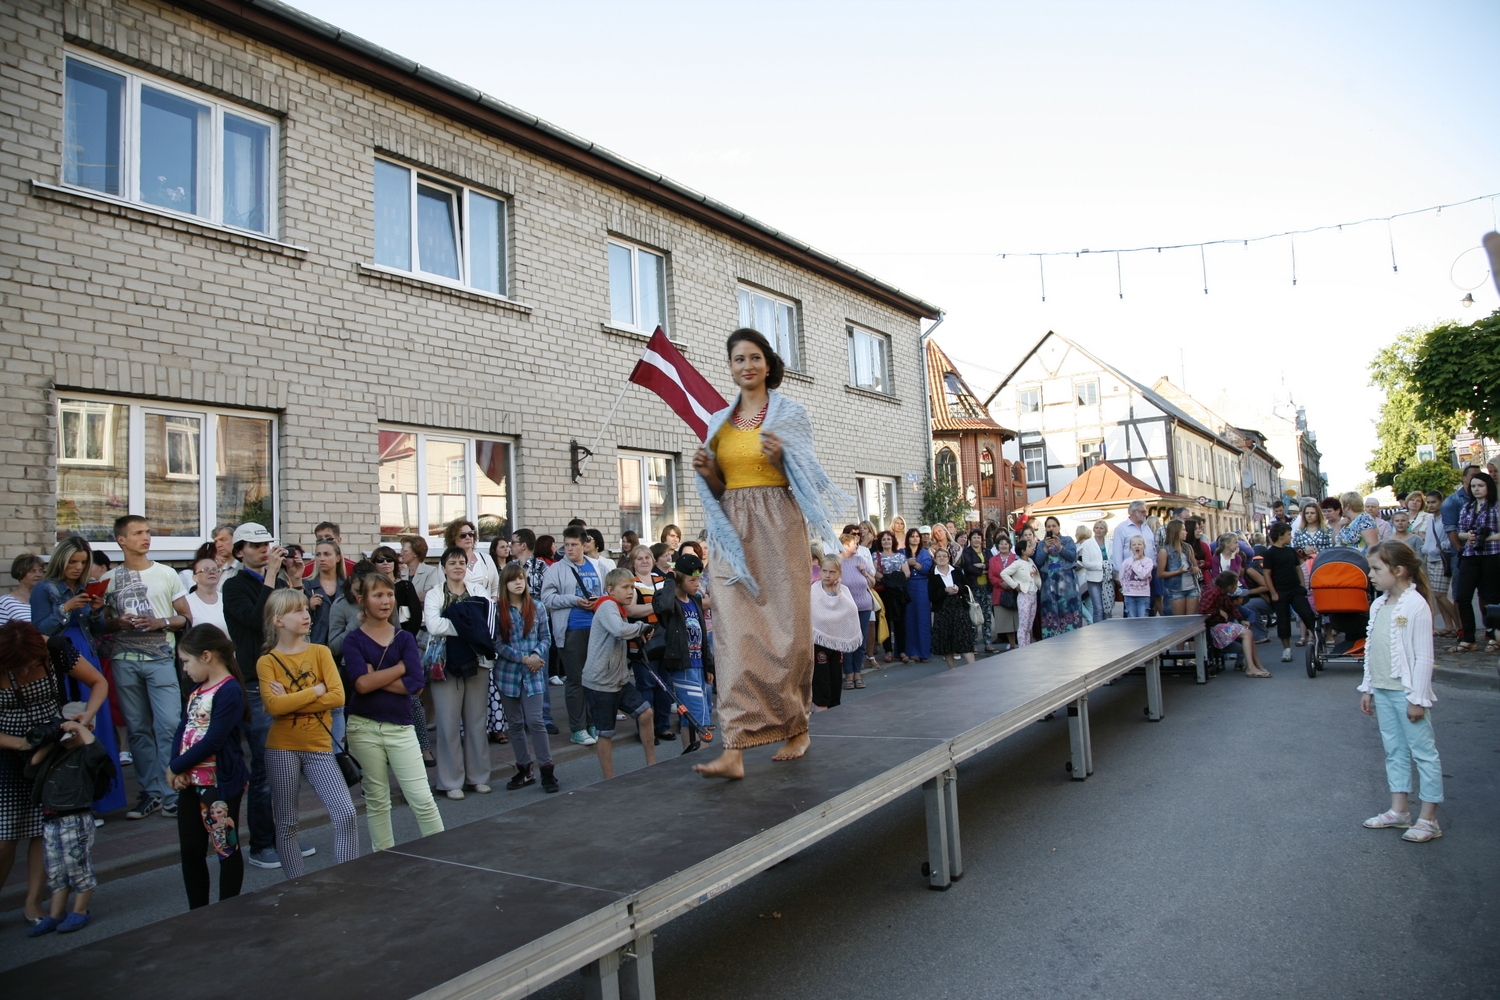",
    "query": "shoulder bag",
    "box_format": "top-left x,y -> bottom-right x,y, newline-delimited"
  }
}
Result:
270,652 -> 364,787
965,586 -> 984,628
